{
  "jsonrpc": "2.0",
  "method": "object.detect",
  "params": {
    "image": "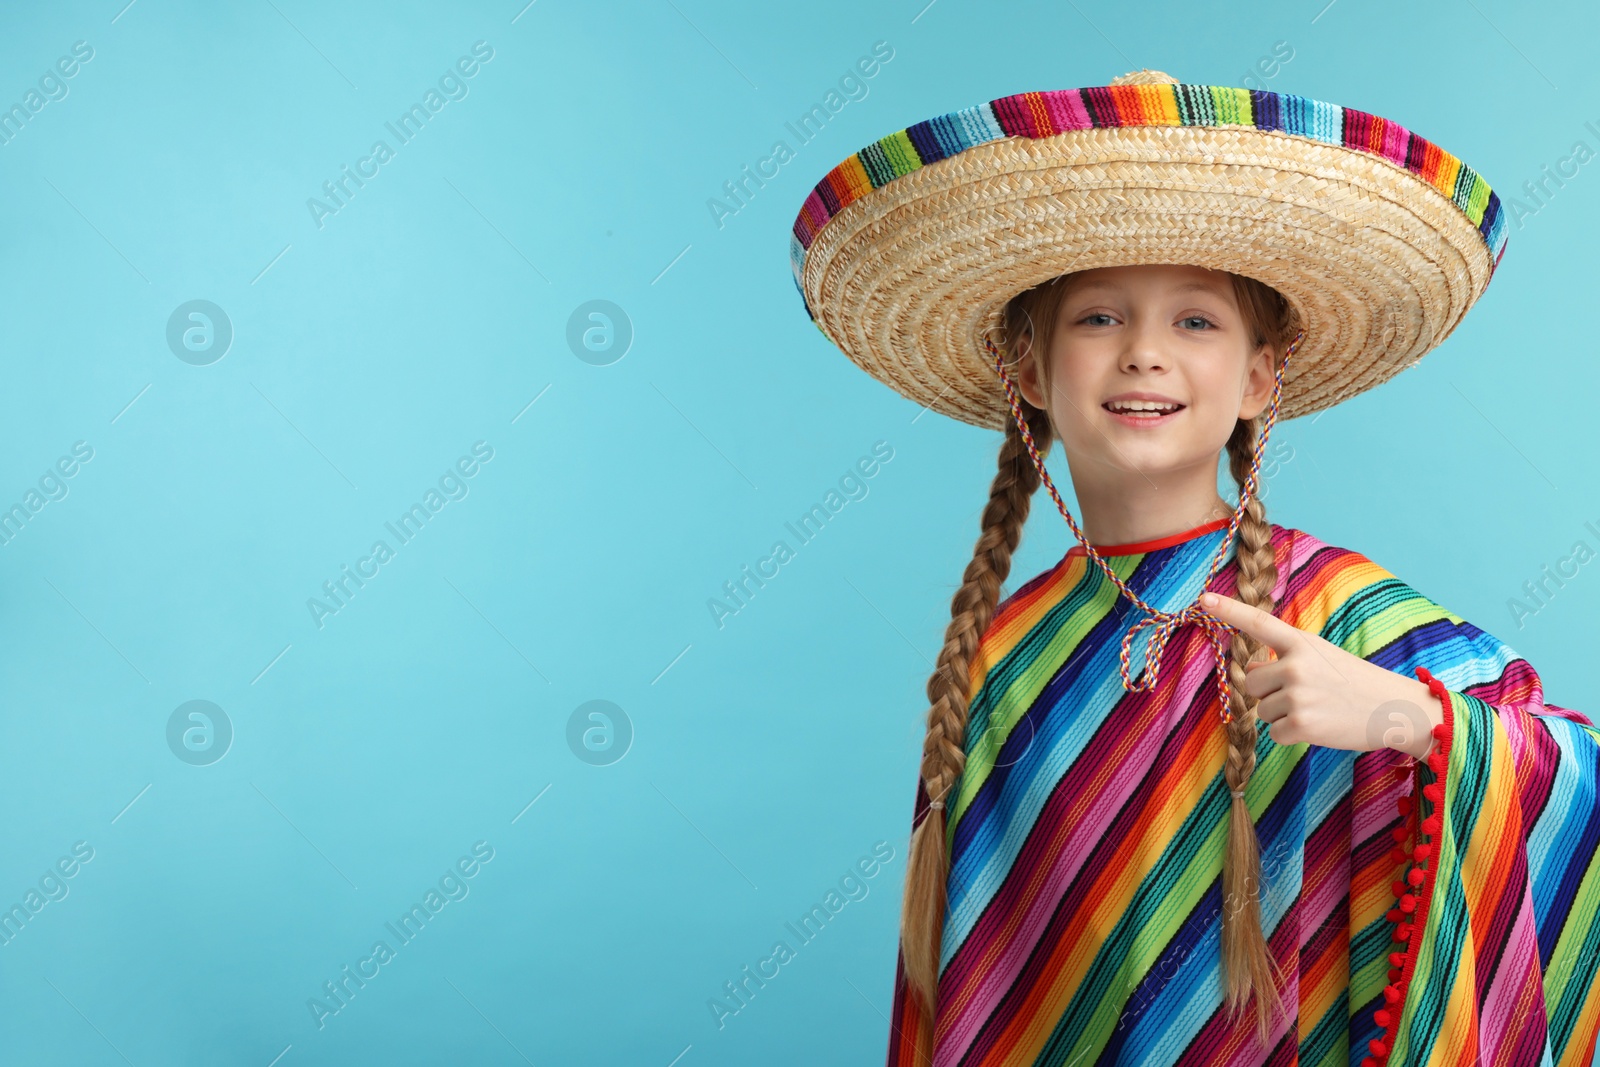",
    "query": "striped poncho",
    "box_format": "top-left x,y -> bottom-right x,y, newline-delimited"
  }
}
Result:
886,518 -> 1600,1067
